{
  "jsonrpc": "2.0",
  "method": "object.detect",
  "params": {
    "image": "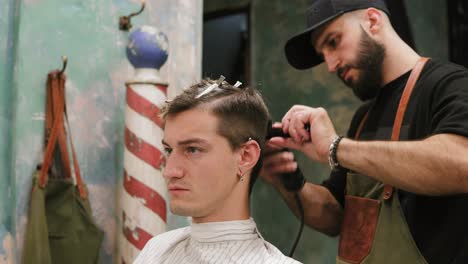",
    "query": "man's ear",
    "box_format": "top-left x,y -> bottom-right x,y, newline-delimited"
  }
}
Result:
364,8 -> 383,34
238,140 -> 261,174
